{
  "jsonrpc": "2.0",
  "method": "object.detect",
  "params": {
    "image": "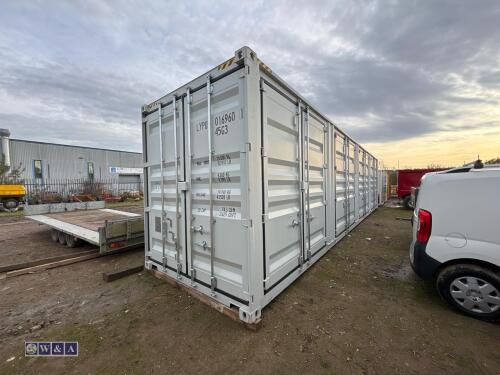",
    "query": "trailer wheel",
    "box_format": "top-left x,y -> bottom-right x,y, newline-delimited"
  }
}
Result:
50,229 -> 59,242
66,236 -> 81,248
57,231 -> 67,245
